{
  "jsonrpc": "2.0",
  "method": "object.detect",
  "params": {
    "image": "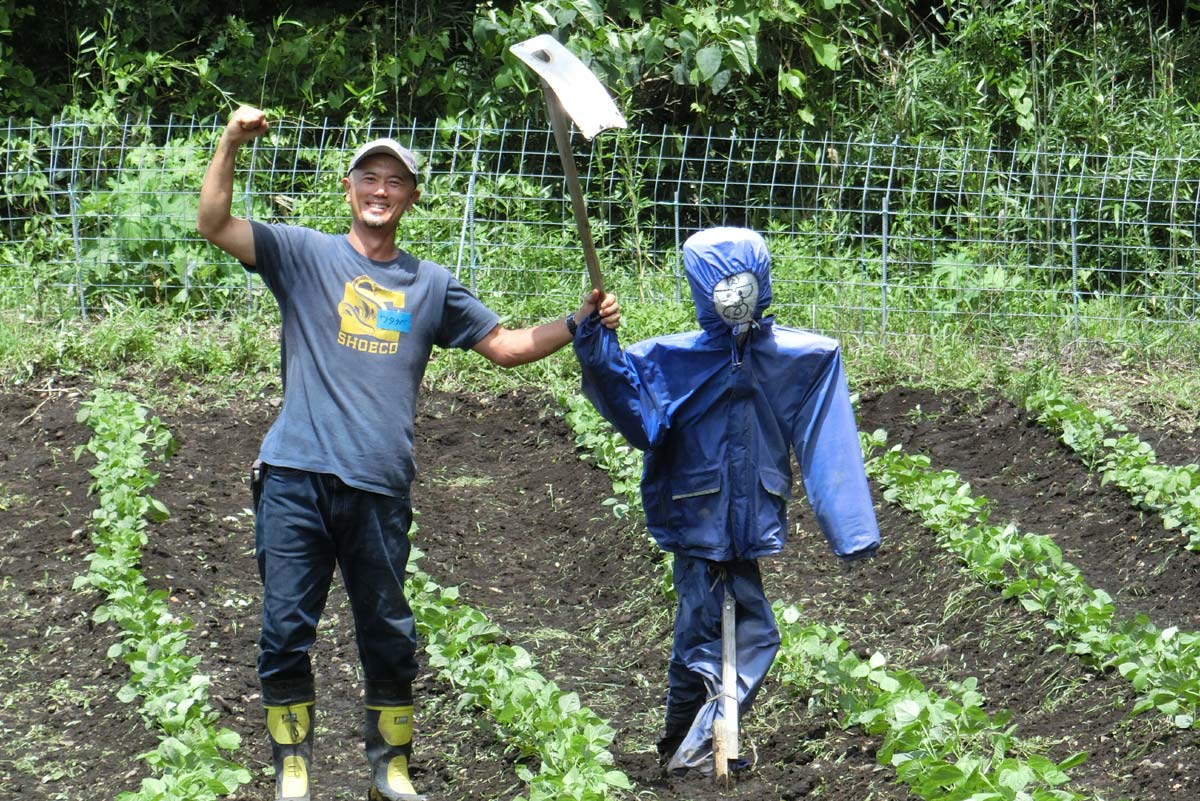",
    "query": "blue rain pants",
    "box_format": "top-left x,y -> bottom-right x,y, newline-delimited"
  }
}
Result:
662,555 -> 781,772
